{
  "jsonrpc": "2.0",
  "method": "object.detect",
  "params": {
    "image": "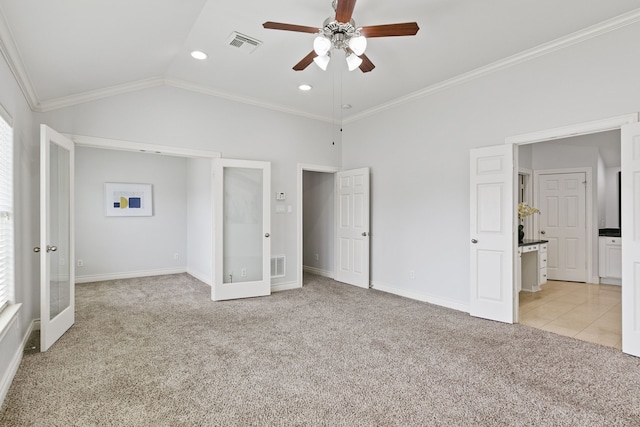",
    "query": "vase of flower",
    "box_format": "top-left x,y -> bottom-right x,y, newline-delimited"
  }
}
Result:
517,202 -> 540,244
